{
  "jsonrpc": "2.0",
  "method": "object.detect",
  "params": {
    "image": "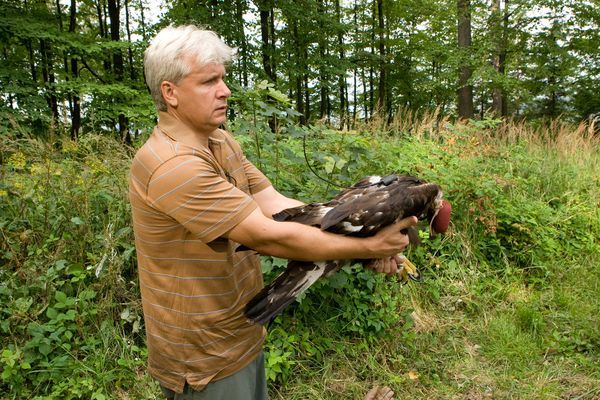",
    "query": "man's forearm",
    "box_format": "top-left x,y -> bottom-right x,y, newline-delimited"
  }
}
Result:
226,207 -> 415,262
249,221 -> 377,262
252,186 -> 305,218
